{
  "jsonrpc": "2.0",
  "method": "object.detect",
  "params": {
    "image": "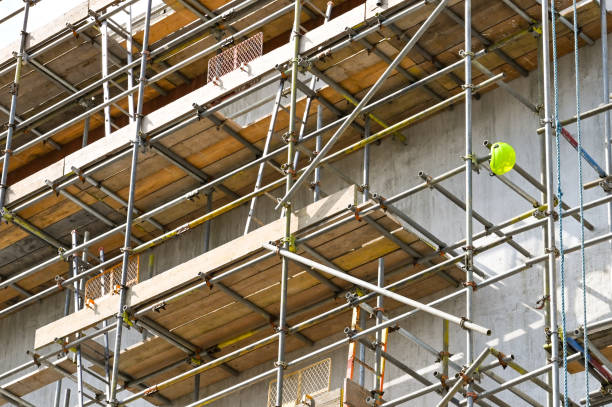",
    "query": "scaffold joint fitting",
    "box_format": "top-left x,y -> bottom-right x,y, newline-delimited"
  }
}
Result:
274,360 -> 288,369
545,246 -> 560,258
197,272 -> 214,290
495,351 -> 508,369
459,317 -> 470,331
465,391 -> 478,401
462,281 -> 478,291
152,301 -> 167,313
535,295 -> 550,310
459,371 -> 473,385
282,131 -> 297,143
344,327 -> 357,339
459,49 -> 475,58
65,22 -> 79,38
599,177 -> 612,193
436,352 -> 452,363
439,374 -> 449,390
